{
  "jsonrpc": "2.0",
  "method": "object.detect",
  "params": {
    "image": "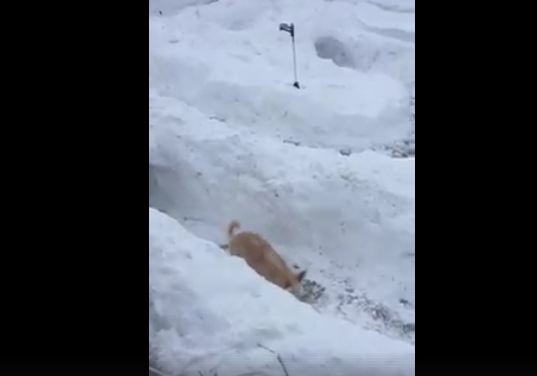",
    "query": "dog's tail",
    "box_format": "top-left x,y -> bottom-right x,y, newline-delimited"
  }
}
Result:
227,220 -> 240,239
